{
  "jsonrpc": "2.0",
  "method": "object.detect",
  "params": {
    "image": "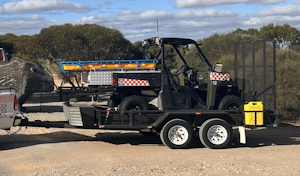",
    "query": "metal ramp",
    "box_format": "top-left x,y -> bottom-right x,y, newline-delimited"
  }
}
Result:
234,40 -> 276,123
